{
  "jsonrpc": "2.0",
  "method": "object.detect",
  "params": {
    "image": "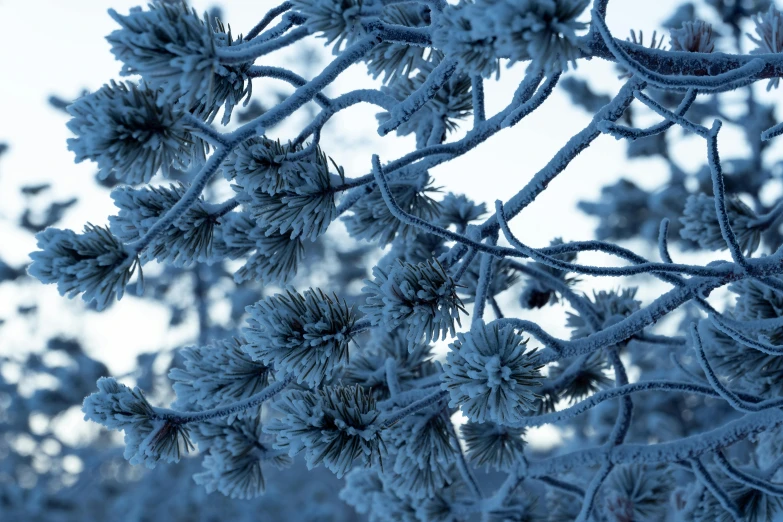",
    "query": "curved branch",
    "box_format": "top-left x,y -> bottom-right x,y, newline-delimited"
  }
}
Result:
526,409 -> 783,475
151,374 -> 294,424
244,1 -> 293,41
248,65 -> 332,108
